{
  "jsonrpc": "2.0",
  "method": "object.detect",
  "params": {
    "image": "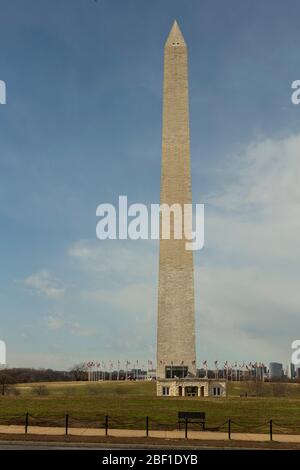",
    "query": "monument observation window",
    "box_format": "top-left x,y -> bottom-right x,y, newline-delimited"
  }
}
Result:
165,365 -> 188,378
